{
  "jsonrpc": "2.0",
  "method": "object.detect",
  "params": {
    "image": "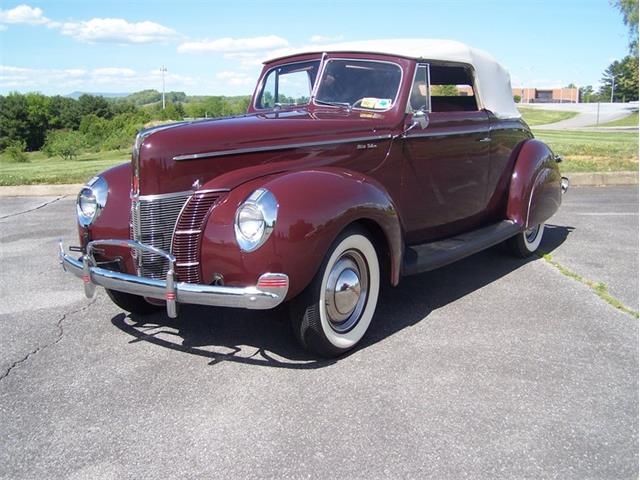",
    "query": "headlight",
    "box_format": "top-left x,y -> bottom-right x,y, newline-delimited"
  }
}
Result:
76,176 -> 108,227
234,188 -> 278,252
